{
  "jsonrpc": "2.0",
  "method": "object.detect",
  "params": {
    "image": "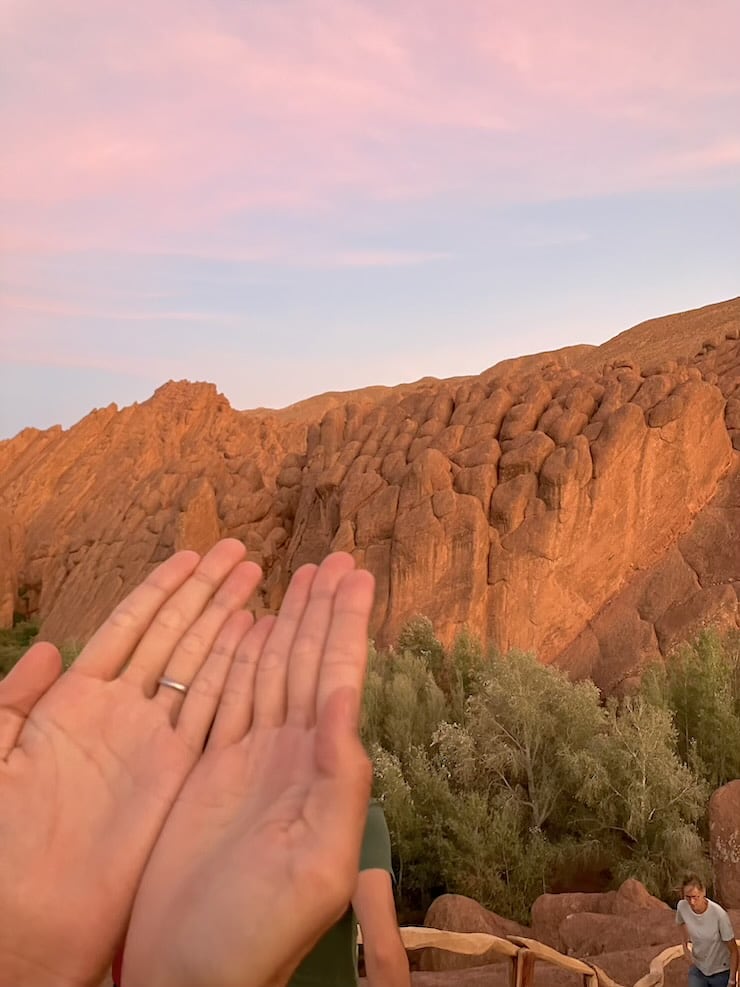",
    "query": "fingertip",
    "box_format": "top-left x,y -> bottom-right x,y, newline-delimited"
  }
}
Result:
19,640 -> 64,674
228,560 -> 262,587
349,568 -> 375,592
322,551 -> 355,567
0,641 -> 64,712
168,549 -> 201,569
242,558 -> 263,573
216,537 -> 248,557
335,568 -> 376,611
294,562 -> 319,579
